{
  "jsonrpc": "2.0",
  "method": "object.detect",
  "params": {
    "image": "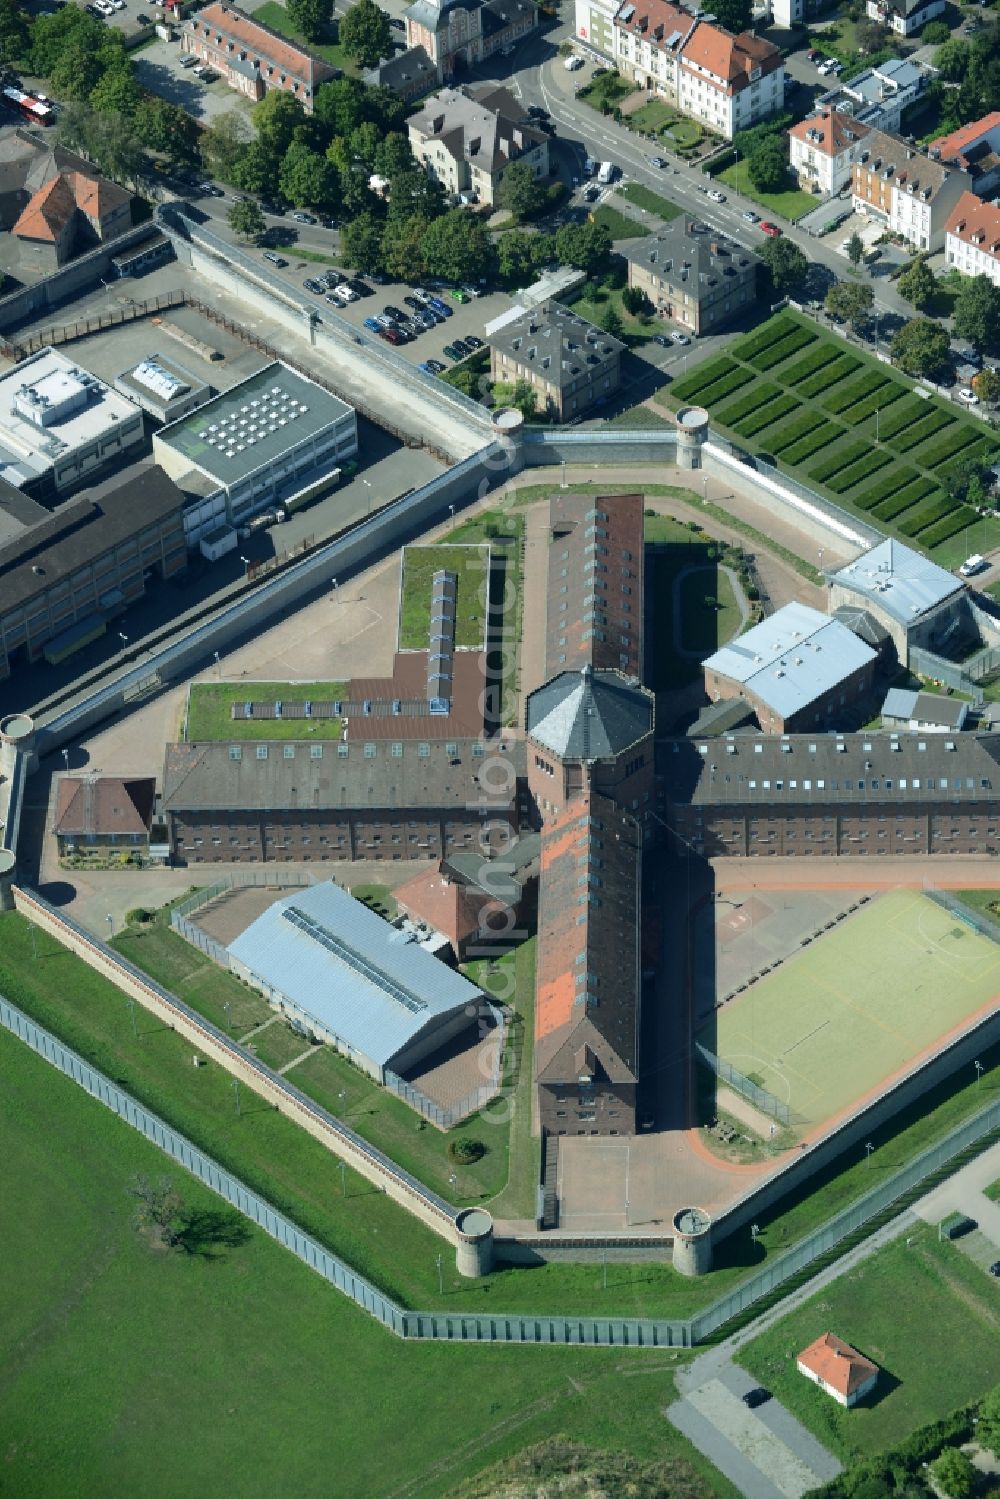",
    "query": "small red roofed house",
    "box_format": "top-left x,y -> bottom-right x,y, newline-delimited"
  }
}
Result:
797,1333 -> 879,1408
945,189 -> 1000,289
394,863 -> 501,962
